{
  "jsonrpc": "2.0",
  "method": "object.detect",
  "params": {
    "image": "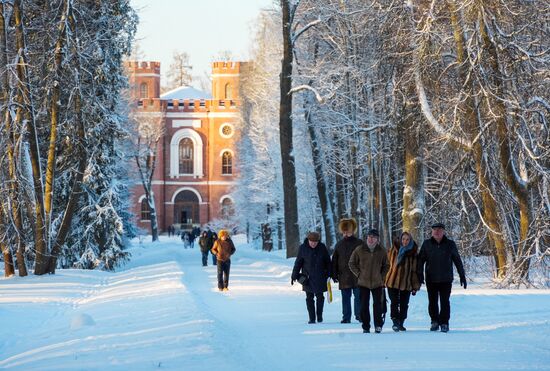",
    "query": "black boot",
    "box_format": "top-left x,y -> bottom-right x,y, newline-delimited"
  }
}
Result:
392,318 -> 400,332
399,319 -> 407,331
